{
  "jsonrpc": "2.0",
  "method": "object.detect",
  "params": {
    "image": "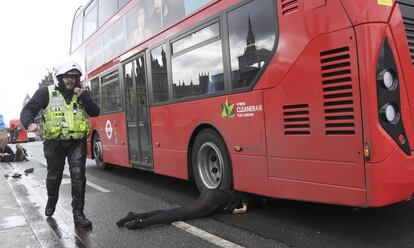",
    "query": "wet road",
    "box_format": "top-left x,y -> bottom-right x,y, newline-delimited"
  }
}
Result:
2,141 -> 414,248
